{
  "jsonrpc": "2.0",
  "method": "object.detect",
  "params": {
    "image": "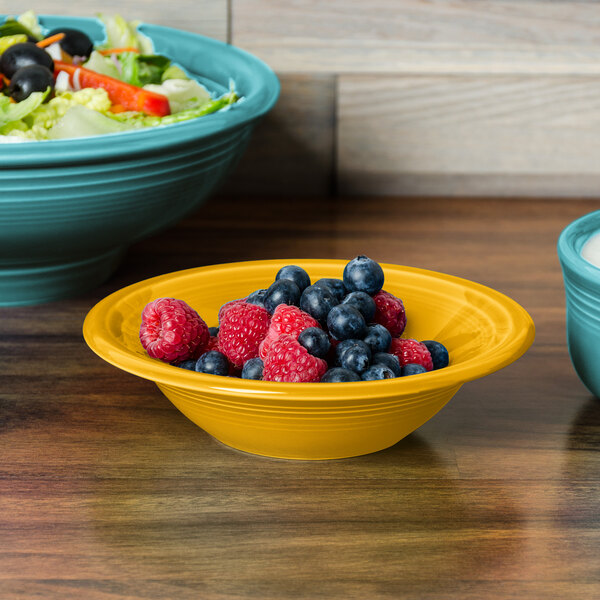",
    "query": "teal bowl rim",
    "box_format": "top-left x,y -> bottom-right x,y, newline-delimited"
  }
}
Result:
557,210 -> 600,290
0,15 -> 280,166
